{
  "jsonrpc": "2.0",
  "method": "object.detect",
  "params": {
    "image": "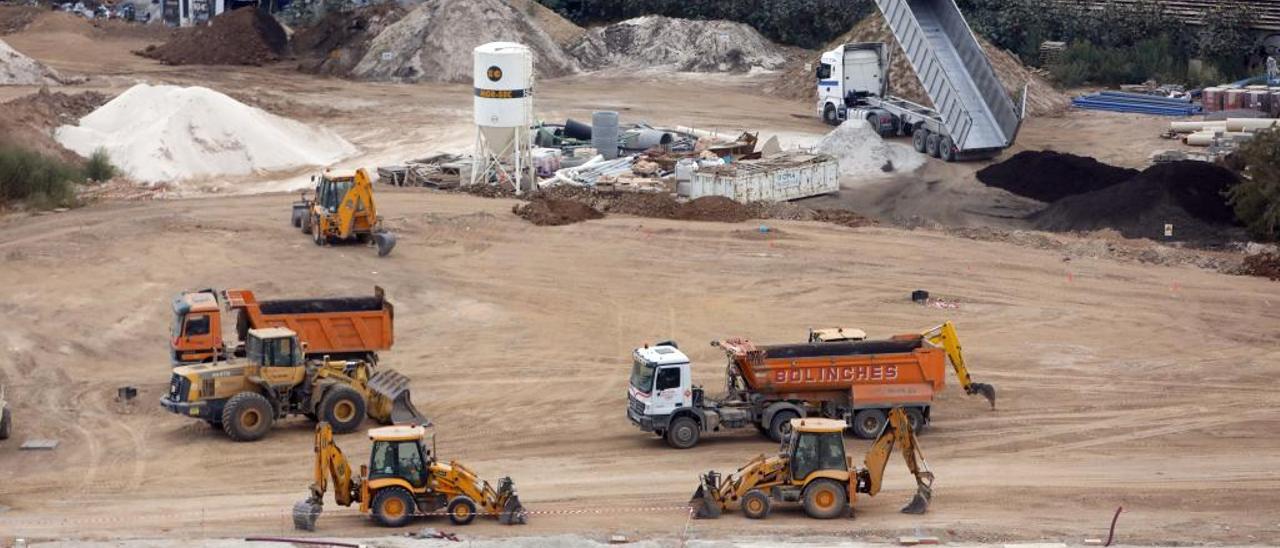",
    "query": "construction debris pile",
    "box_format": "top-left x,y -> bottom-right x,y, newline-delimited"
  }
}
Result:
350,0 -> 577,83
0,38 -> 62,85
1158,117 -> 1278,163
570,16 -> 789,73
138,7 -> 287,66
977,151 -> 1138,202
379,153 -> 470,189
55,84 -> 356,183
